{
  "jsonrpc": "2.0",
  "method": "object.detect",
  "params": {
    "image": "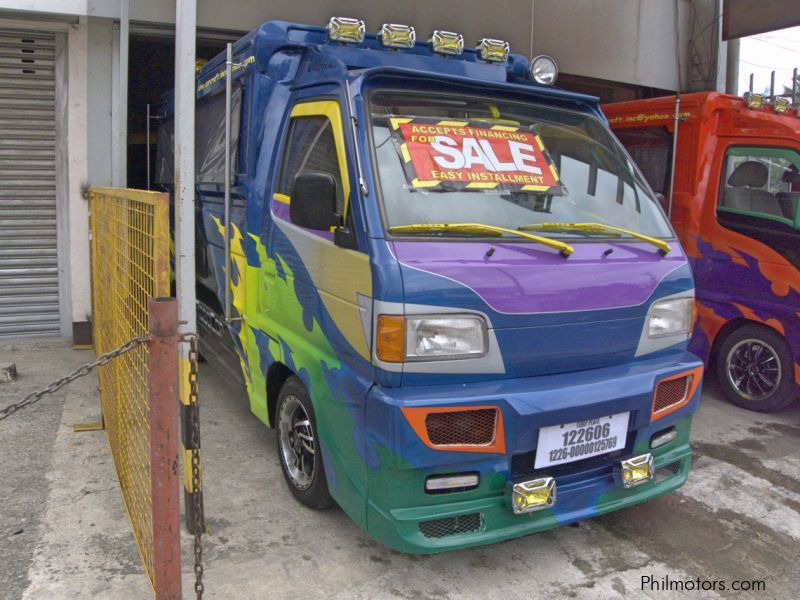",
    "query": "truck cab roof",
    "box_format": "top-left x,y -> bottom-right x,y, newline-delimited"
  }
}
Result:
193,20 -> 603,118
604,91 -> 800,140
